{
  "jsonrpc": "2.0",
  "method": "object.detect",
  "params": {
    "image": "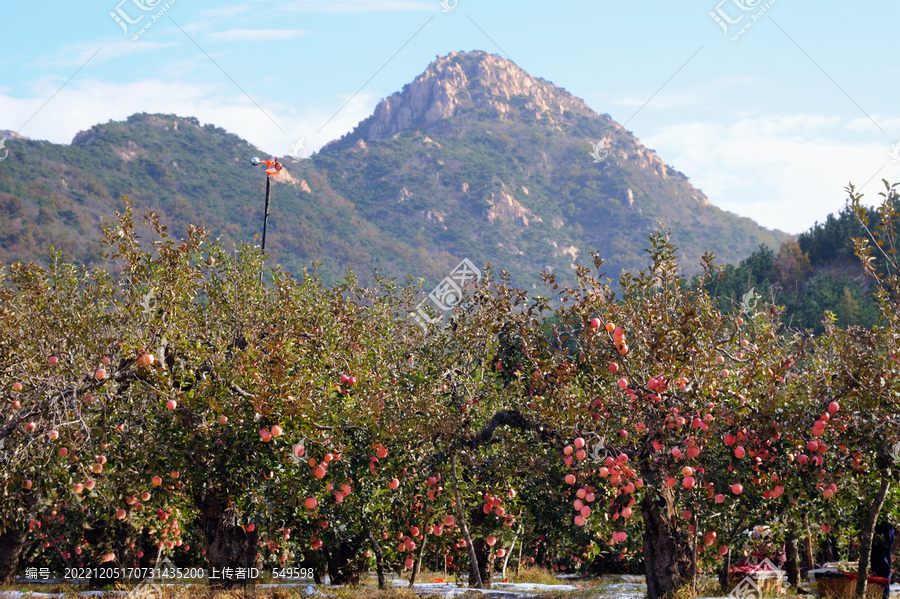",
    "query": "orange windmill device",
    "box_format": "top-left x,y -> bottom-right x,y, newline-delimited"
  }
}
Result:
250,156 -> 283,251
